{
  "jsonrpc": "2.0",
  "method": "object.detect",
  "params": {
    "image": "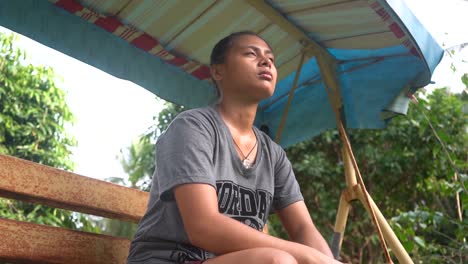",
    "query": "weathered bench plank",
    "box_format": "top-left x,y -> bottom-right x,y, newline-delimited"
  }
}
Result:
0,154 -> 149,223
0,154 -> 269,263
0,218 -> 130,264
